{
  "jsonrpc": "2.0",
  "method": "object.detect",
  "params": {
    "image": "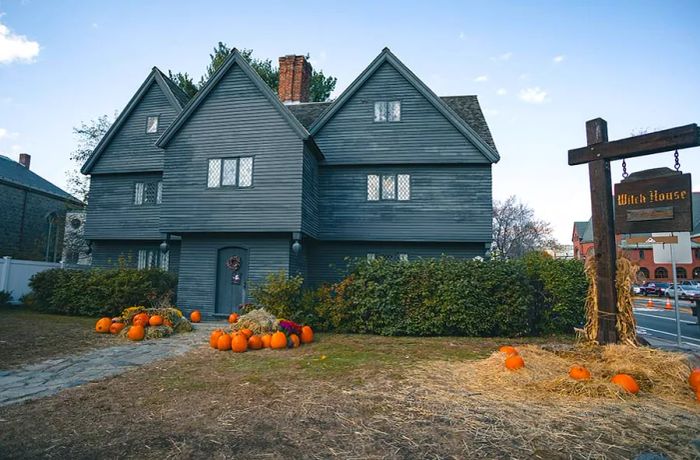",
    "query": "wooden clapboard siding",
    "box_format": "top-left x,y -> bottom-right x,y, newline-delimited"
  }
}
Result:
160,64 -> 305,233
301,143 -> 320,238
90,240 -> 180,274
313,62 -> 491,165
